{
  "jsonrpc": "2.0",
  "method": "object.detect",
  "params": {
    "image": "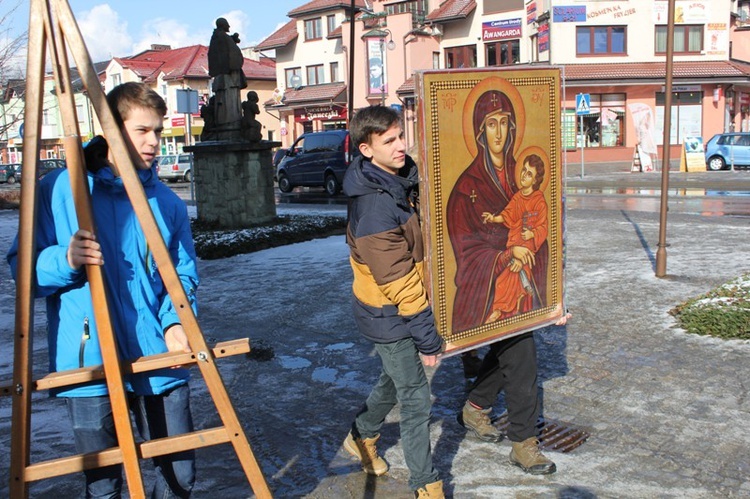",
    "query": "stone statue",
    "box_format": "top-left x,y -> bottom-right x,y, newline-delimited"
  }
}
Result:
241,91 -> 262,142
200,96 -> 217,141
207,17 -> 247,136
